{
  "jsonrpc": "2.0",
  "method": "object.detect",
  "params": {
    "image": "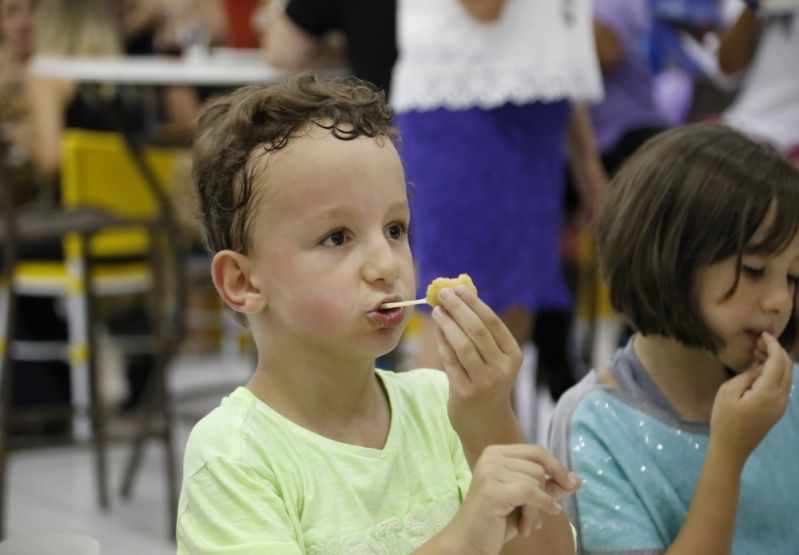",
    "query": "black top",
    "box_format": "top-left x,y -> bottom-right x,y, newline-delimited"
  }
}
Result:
285,0 -> 397,95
